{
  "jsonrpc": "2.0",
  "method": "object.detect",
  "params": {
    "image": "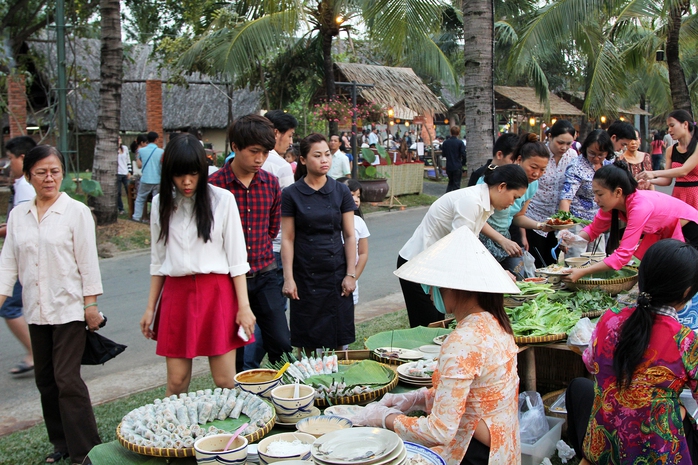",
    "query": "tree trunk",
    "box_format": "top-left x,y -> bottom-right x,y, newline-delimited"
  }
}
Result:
639,94 -> 648,152
461,0 -> 495,168
322,31 -> 338,134
89,0 -> 122,225
667,2 -> 692,116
